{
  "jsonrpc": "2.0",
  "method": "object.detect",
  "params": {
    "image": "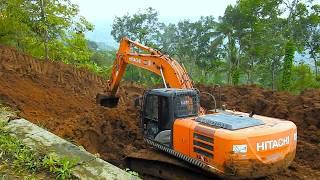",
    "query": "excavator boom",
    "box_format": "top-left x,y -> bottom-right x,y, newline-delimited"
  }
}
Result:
97,37 -> 193,107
